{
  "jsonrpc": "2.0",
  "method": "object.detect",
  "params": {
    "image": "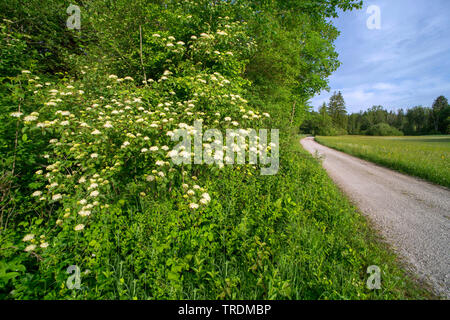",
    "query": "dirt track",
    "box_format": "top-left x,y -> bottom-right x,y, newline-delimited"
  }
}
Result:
301,137 -> 450,298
